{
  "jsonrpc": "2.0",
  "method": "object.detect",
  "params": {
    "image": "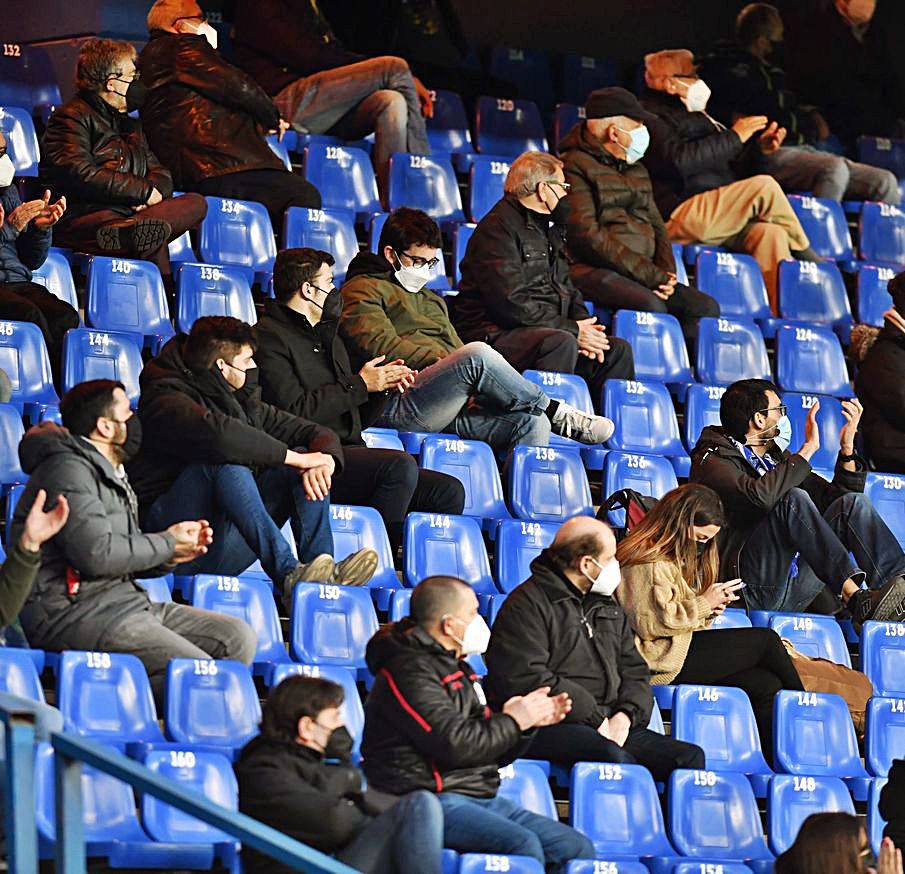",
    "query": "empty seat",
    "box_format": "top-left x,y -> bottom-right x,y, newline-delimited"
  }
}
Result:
860,202 -> 905,266
767,612 -> 851,667
488,46 -> 554,110
283,207 -> 358,285
560,54 -> 623,104
497,760 -> 557,818
857,264 -> 897,326
475,96 -> 548,157
683,384 -> 725,450
788,195 -> 855,265
303,143 -> 381,219
425,89 -> 474,159
695,251 -> 771,321
778,261 -> 853,337
0,403 -> 26,484
611,310 -> 692,388
86,256 -> 175,351
695,317 -> 771,386
507,445 -> 593,523
768,774 -> 855,855
0,105 -> 39,175
865,473 -> 905,549
553,103 -> 585,152
176,262 -> 256,333
469,156 -> 511,223
459,855 -> 544,874
30,249 -> 79,310
289,581 -> 379,672
603,452 -> 679,527
388,152 -> 465,224
775,323 -> 851,397
865,696 -> 905,778
783,393 -> 846,472
198,197 -> 277,284
860,620 -> 905,697
0,647 -> 46,702
0,319 -> 59,419
360,427 -> 404,450
494,519 -> 559,593
62,328 -> 143,406
165,658 -> 261,755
